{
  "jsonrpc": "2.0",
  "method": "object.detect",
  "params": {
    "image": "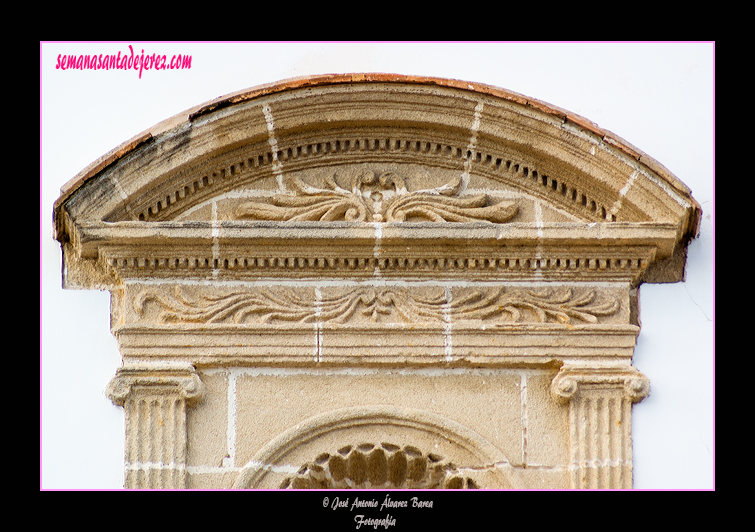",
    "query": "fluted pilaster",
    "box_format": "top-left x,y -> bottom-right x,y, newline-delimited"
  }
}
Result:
106,363 -> 204,489
551,366 -> 649,489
